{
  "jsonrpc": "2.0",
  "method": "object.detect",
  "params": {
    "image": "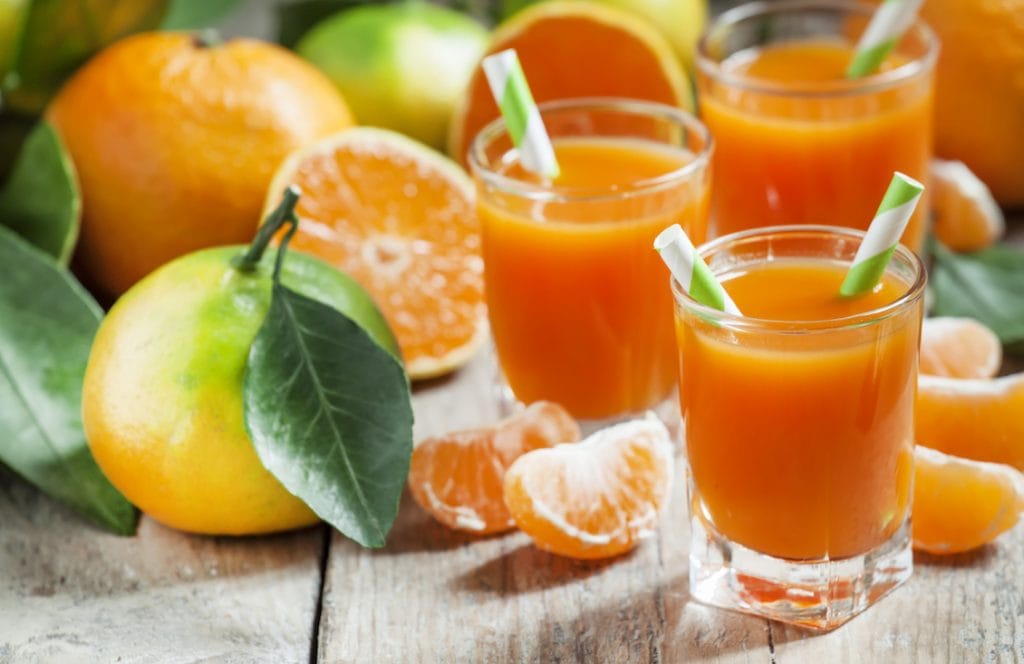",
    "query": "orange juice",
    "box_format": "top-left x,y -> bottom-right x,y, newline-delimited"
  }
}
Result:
698,38 -> 935,250
479,134 -> 710,420
679,259 -> 920,560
